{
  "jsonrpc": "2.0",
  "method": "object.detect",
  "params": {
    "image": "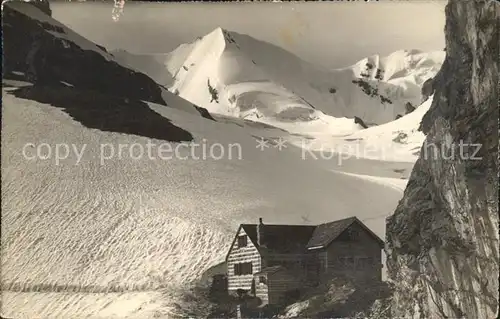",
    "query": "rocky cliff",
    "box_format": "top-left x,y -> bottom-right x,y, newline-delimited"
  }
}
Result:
2,1 -> 165,105
2,1 -> 215,140
385,0 -> 499,318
